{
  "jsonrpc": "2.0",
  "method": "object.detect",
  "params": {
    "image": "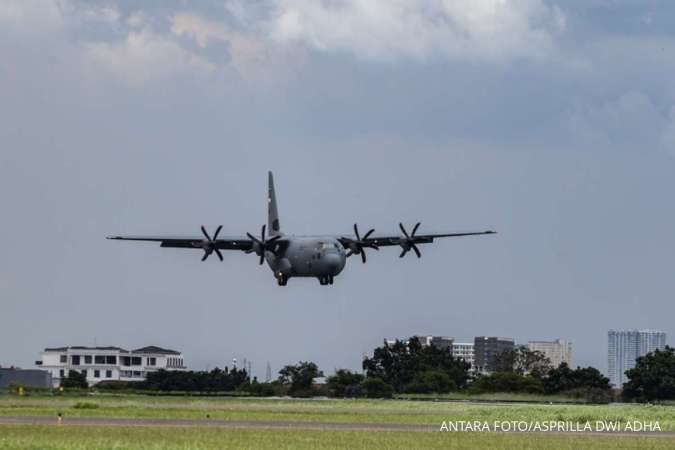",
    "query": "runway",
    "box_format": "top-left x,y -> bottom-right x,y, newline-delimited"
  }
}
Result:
1,416 -> 674,438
